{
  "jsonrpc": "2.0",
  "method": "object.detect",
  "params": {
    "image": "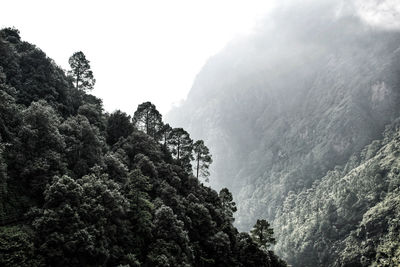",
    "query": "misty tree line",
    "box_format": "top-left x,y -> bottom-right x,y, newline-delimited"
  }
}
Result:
0,27 -> 285,266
